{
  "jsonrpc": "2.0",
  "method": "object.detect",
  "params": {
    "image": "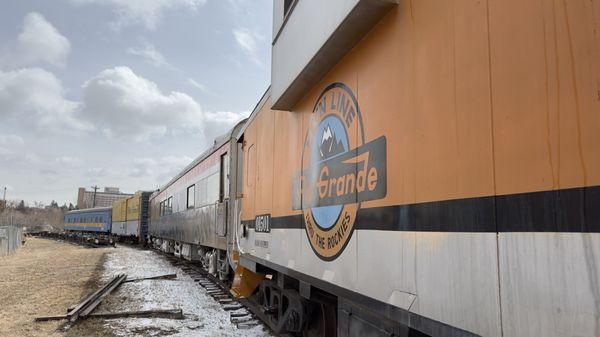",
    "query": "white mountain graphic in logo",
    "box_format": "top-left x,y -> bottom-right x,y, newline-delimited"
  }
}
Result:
319,125 -> 345,159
